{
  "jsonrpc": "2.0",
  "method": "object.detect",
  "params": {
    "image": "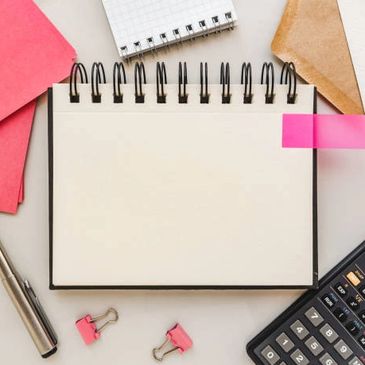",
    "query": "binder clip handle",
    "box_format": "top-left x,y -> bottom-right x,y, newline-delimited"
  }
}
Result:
152,323 -> 193,361
76,307 -> 119,345
91,307 -> 118,333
